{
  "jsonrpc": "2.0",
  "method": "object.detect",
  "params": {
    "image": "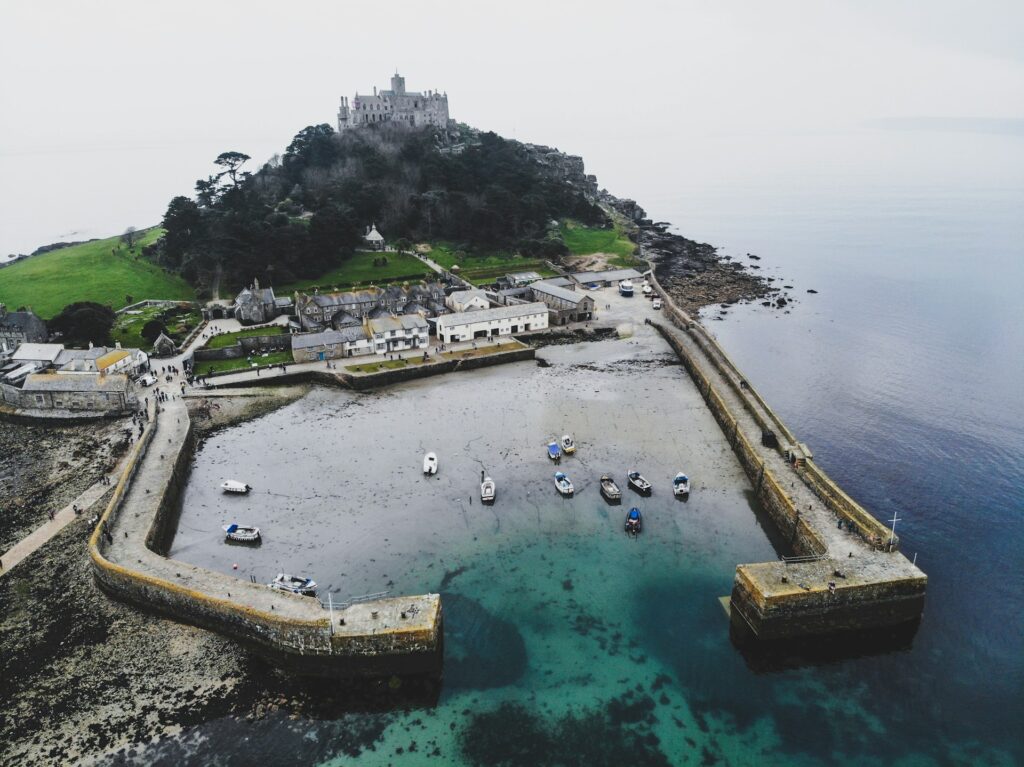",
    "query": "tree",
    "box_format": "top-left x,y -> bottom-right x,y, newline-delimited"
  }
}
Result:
161,196 -> 204,266
141,319 -> 167,345
214,151 -> 251,187
121,226 -> 138,249
48,302 -> 116,347
393,237 -> 412,253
